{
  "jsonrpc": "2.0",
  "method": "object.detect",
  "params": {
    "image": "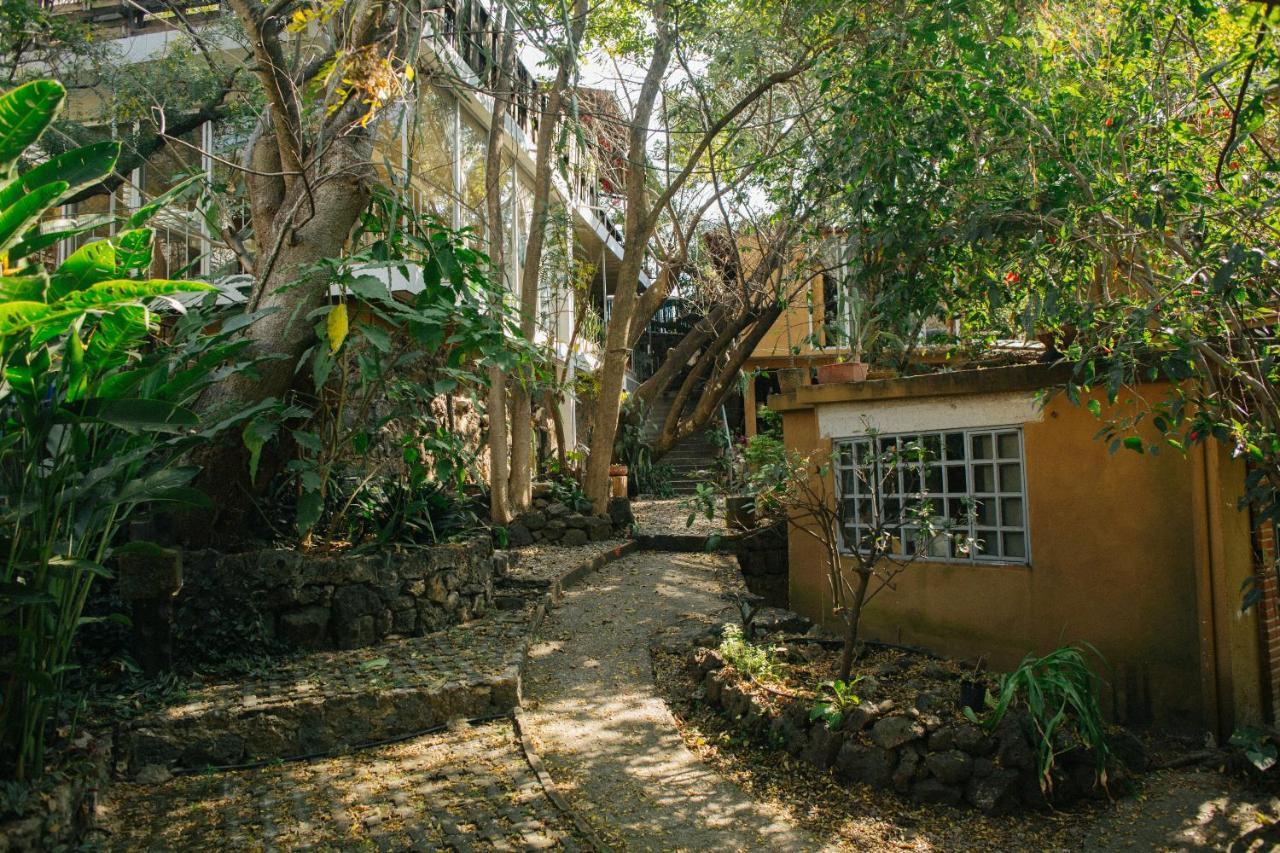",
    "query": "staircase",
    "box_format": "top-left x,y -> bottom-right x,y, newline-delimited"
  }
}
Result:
642,394 -> 724,495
